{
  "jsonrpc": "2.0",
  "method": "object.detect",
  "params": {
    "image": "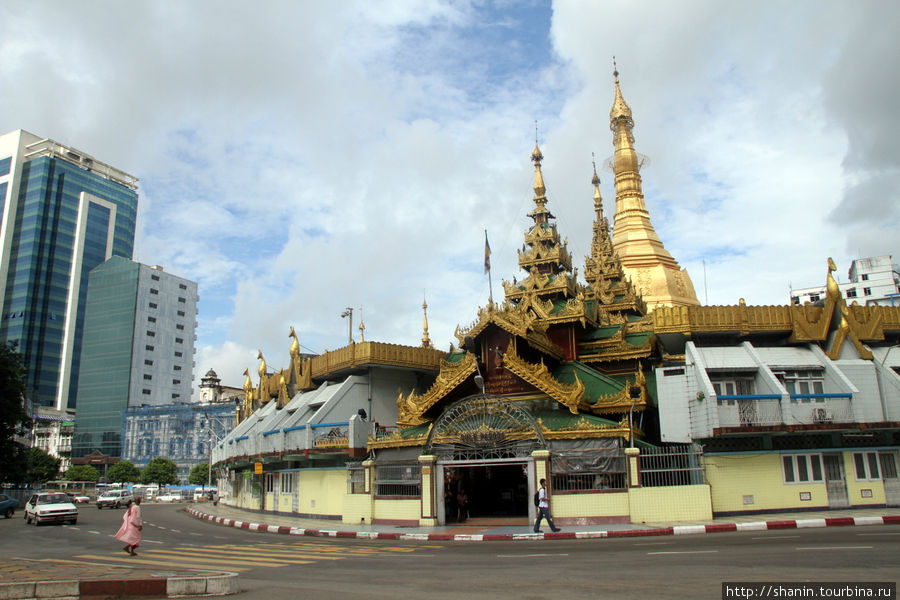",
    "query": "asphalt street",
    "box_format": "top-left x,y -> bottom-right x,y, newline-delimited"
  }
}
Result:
1,503 -> 897,599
